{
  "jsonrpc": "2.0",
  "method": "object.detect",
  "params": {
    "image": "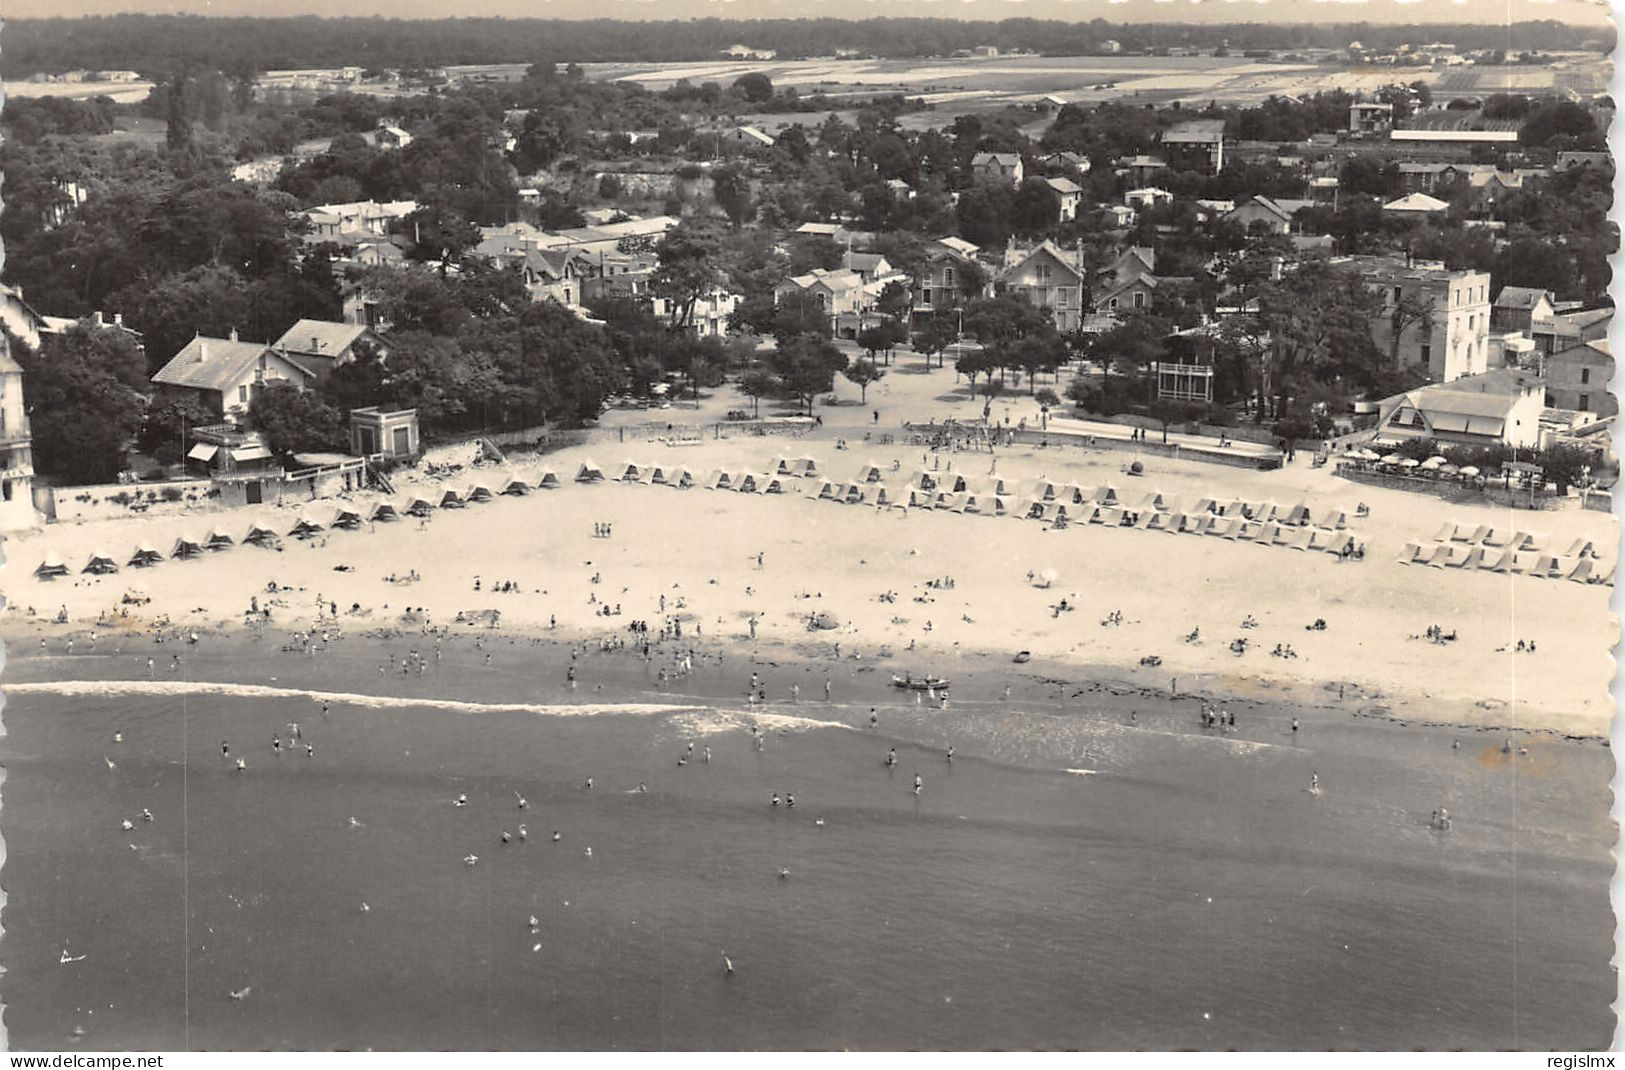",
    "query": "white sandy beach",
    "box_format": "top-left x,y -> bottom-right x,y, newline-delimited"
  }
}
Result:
5,390 -> 1615,737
